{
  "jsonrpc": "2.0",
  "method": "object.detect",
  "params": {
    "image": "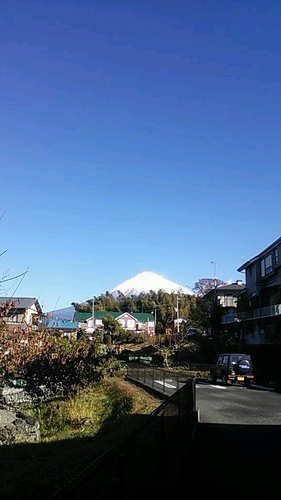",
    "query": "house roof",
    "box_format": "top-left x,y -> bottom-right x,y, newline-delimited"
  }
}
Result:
75,310 -> 155,322
118,312 -> 155,322
203,282 -> 245,299
0,297 -> 42,313
237,236 -> 281,272
74,311 -> 92,321
44,318 -> 78,330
